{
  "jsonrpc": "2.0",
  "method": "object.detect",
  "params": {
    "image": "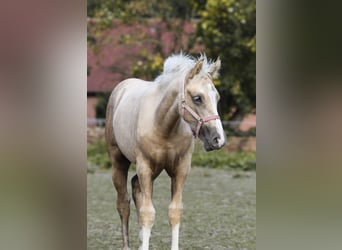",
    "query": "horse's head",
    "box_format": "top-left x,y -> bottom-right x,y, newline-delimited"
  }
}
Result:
181,56 -> 226,151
